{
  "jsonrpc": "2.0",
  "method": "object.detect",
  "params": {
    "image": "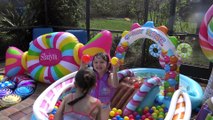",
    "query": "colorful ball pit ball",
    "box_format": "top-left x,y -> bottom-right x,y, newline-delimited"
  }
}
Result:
111,57 -> 119,65
81,54 -> 91,64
